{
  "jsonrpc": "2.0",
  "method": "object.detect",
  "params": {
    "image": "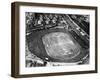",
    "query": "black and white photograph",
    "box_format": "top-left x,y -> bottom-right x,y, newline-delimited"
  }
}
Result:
11,2 -> 97,78
25,12 -> 90,67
